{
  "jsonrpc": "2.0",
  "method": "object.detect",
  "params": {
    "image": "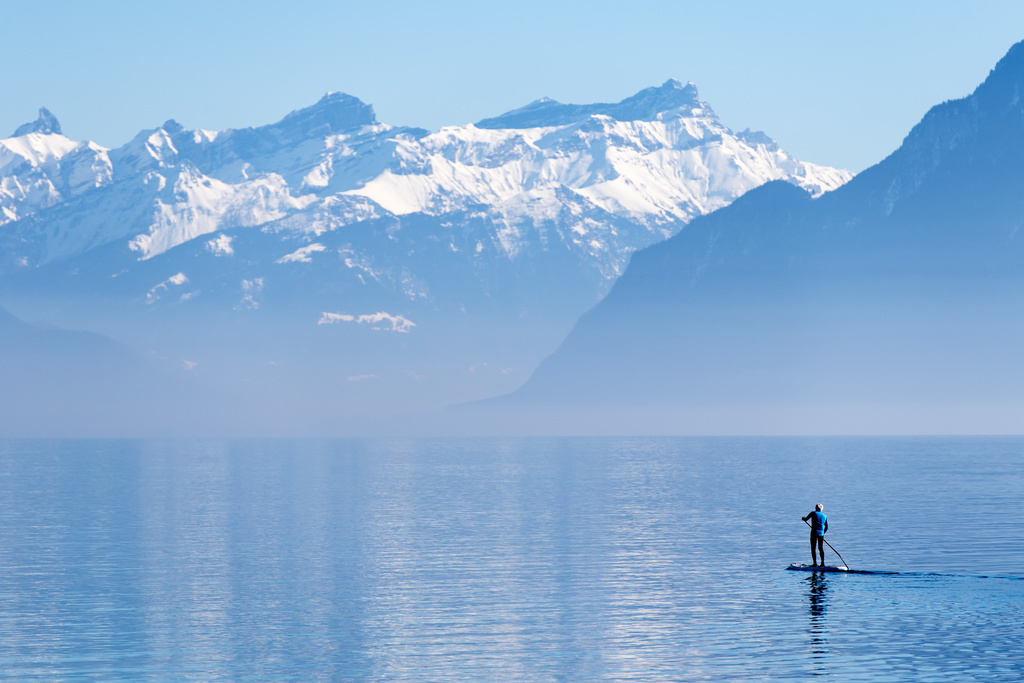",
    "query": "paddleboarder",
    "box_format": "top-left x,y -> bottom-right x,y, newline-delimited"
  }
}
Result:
802,504 -> 828,566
